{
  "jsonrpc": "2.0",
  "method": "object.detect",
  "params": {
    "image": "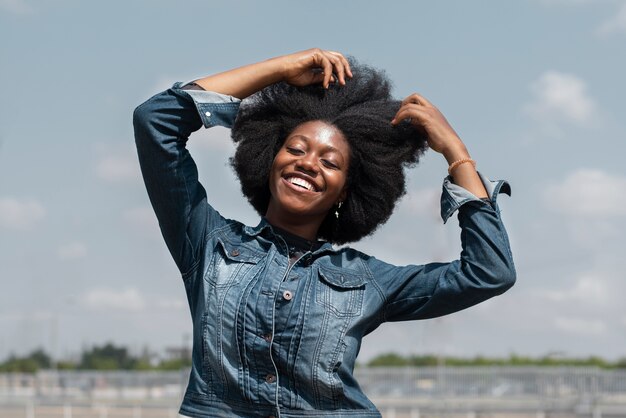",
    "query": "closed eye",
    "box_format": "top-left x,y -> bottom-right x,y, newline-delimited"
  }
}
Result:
286,147 -> 304,155
322,159 -> 339,170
